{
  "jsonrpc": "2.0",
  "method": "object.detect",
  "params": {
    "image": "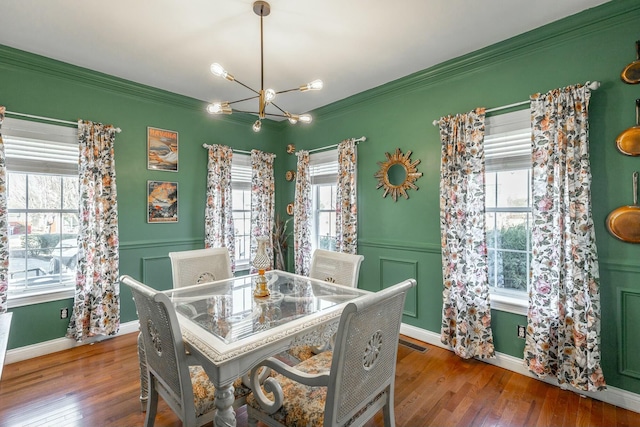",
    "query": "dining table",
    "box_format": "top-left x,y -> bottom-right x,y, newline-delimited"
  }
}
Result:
163,269 -> 370,427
